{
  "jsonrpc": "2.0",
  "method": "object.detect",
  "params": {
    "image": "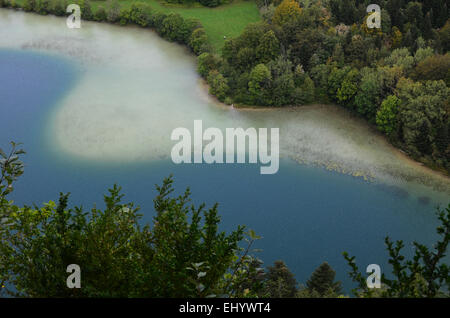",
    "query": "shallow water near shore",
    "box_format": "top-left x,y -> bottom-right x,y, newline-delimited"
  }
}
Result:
0,10 -> 449,291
